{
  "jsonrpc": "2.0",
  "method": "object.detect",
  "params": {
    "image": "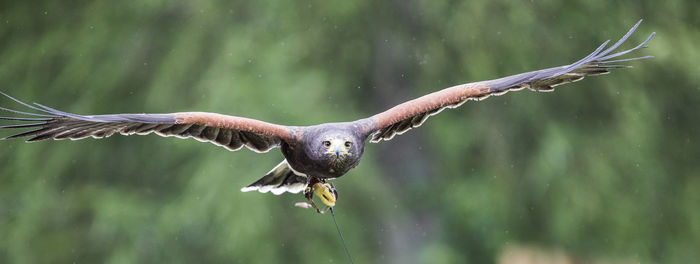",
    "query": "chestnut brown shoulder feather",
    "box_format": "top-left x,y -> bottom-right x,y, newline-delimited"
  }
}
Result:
0,93 -> 292,153
364,20 -> 655,143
